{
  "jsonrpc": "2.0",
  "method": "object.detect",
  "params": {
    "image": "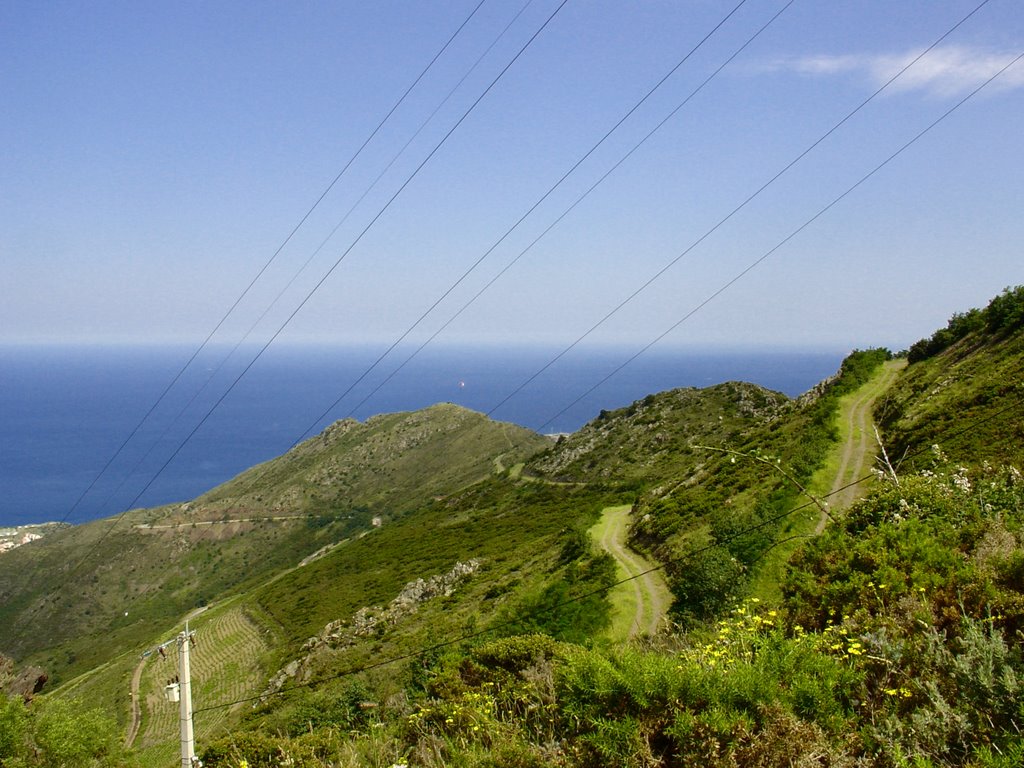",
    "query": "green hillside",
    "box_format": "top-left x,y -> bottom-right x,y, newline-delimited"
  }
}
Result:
0,404 -> 547,684
876,286 -> 1024,468
2,288 -> 1023,768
